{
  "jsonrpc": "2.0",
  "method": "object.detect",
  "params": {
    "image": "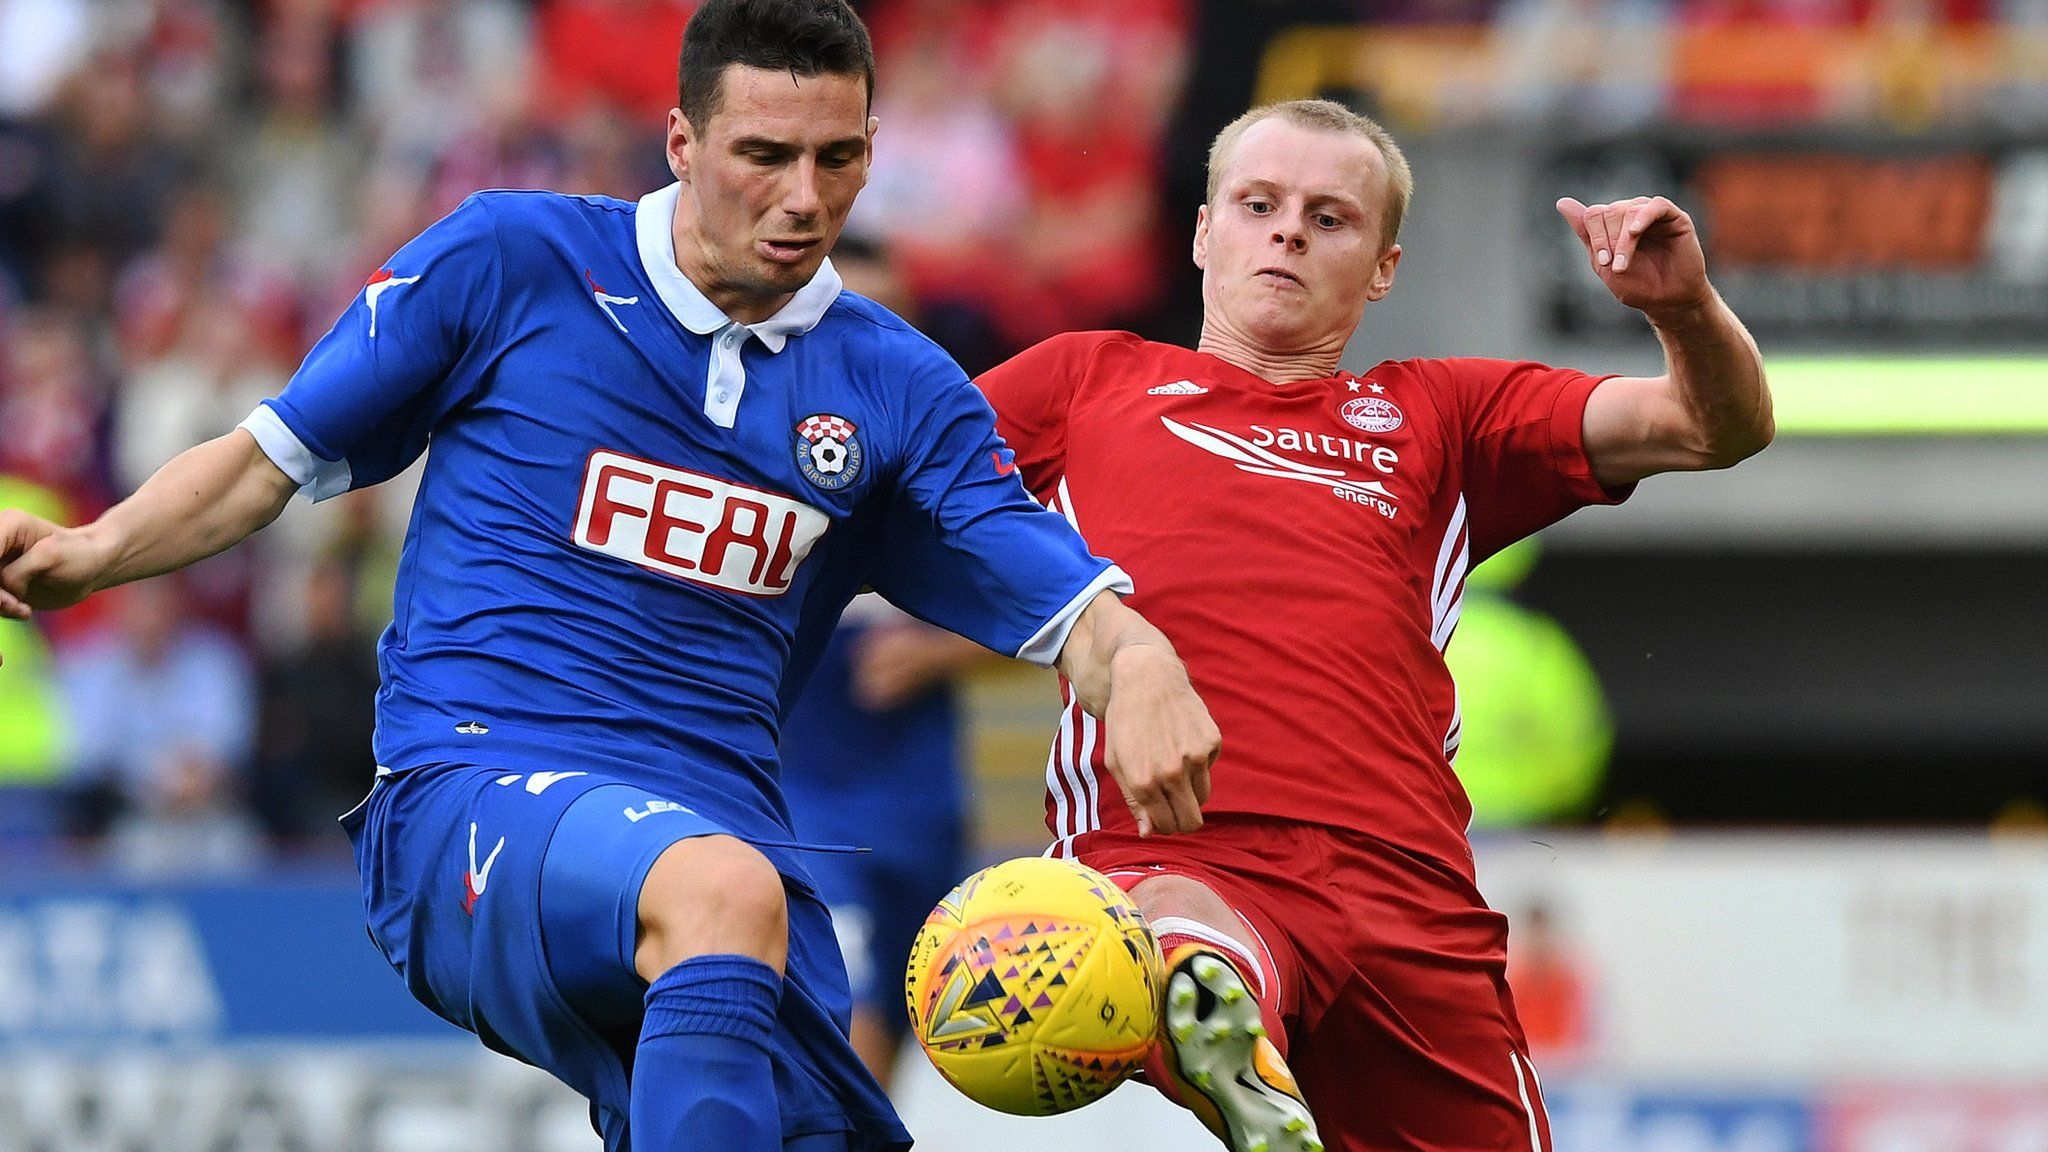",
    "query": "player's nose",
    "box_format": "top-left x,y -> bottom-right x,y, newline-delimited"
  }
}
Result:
1270,214 -> 1308,252
781,156 -> 824,219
